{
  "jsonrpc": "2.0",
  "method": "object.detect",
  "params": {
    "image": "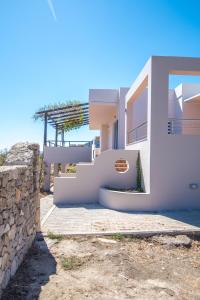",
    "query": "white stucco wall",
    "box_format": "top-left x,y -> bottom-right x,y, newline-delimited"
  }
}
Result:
132,89 -> 148,129
89,89 -> 119,104
108,122 -> 114,149
43,145 -> 92,191
54,149 -> 138,205
123,56 -> 200,211
44,146 -> 92,164
118,87 -> 129,149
